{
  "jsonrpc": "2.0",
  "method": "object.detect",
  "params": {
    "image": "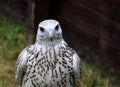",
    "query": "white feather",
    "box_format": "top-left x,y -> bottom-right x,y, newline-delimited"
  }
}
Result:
73,51 -> 82,86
